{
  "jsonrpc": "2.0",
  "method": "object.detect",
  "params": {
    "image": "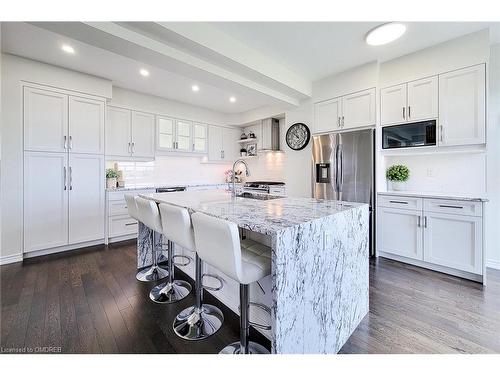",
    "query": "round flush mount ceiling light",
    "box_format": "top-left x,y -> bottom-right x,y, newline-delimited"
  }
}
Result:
366,23 -> 406,46
229,96 -> 236,103
192,85 -> 200,92
139,68 -> 150,77
61,44 -> 75,54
